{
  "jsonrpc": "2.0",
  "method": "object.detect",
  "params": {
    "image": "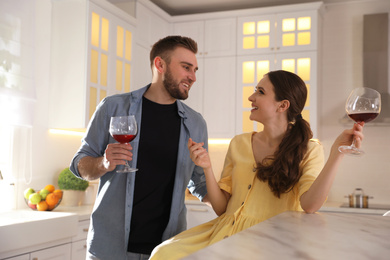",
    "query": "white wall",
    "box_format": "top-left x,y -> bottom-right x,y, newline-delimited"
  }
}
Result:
318,0 -> 390,204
